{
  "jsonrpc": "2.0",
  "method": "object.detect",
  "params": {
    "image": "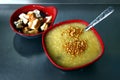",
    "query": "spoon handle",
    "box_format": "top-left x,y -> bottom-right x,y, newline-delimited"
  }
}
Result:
85,6 -> 114,31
